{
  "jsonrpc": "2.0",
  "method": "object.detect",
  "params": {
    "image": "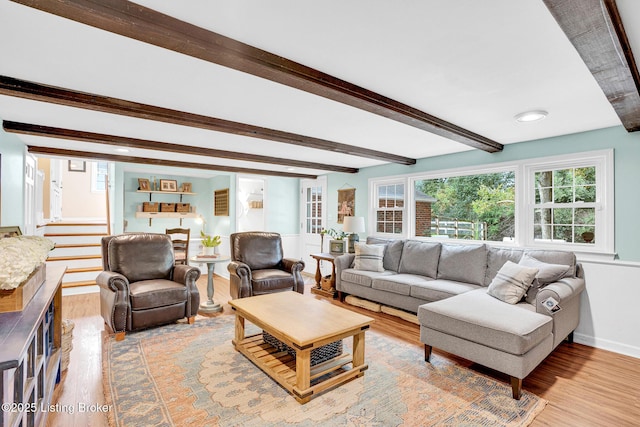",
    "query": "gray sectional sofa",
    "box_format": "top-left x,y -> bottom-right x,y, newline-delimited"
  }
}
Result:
334,237 -> 585,399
